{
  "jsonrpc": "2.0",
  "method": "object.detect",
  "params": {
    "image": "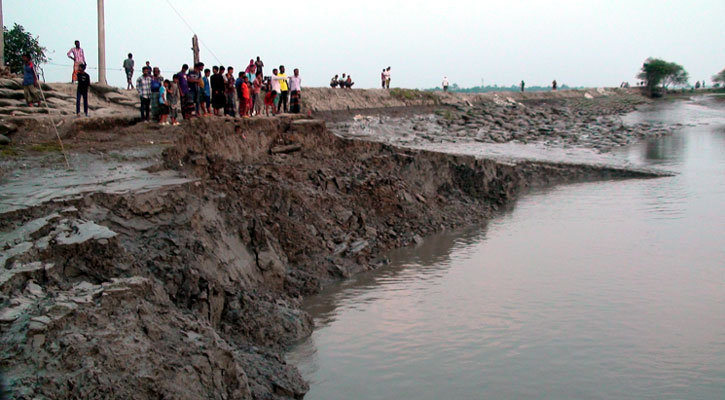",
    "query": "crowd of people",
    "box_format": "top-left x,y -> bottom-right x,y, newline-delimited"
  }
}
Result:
329,73 -> 355,89
133,57 -> 303,123
55,40 -> 306,122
